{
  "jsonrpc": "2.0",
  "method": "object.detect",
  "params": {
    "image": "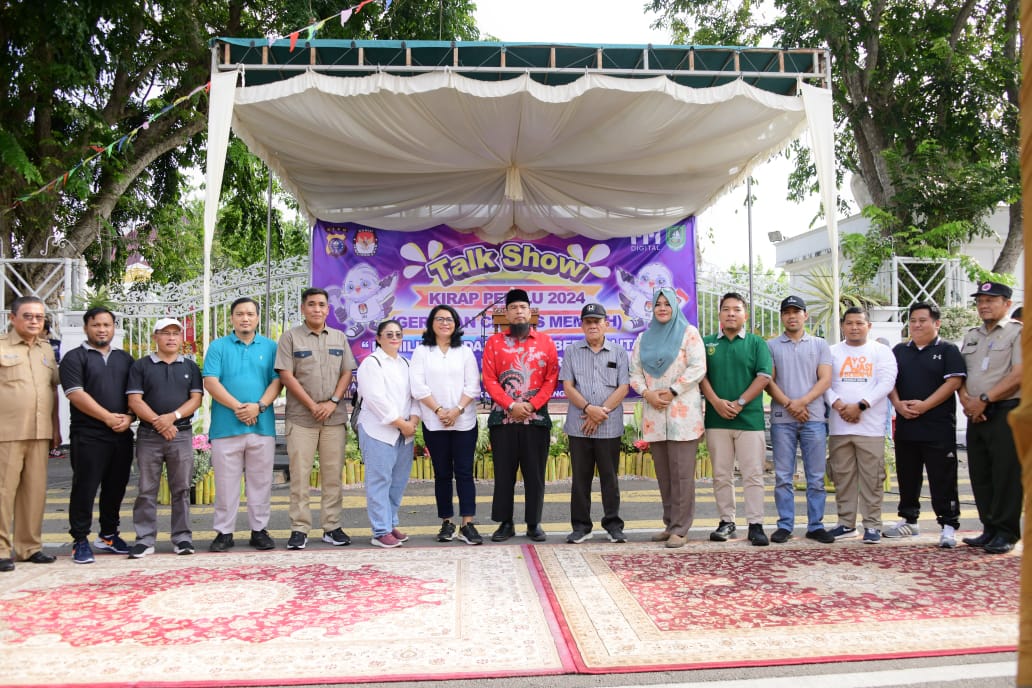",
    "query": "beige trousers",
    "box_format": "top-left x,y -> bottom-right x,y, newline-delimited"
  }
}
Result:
286,422 -> 345,533
706,429 -> 766,524
827,434 -> 886,530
